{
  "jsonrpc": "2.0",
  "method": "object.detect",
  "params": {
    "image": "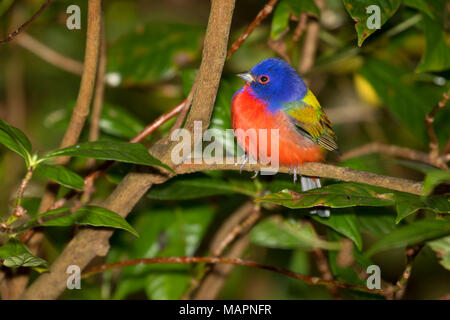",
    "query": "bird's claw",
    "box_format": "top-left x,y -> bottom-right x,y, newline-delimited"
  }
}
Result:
251,170 -> 259,179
